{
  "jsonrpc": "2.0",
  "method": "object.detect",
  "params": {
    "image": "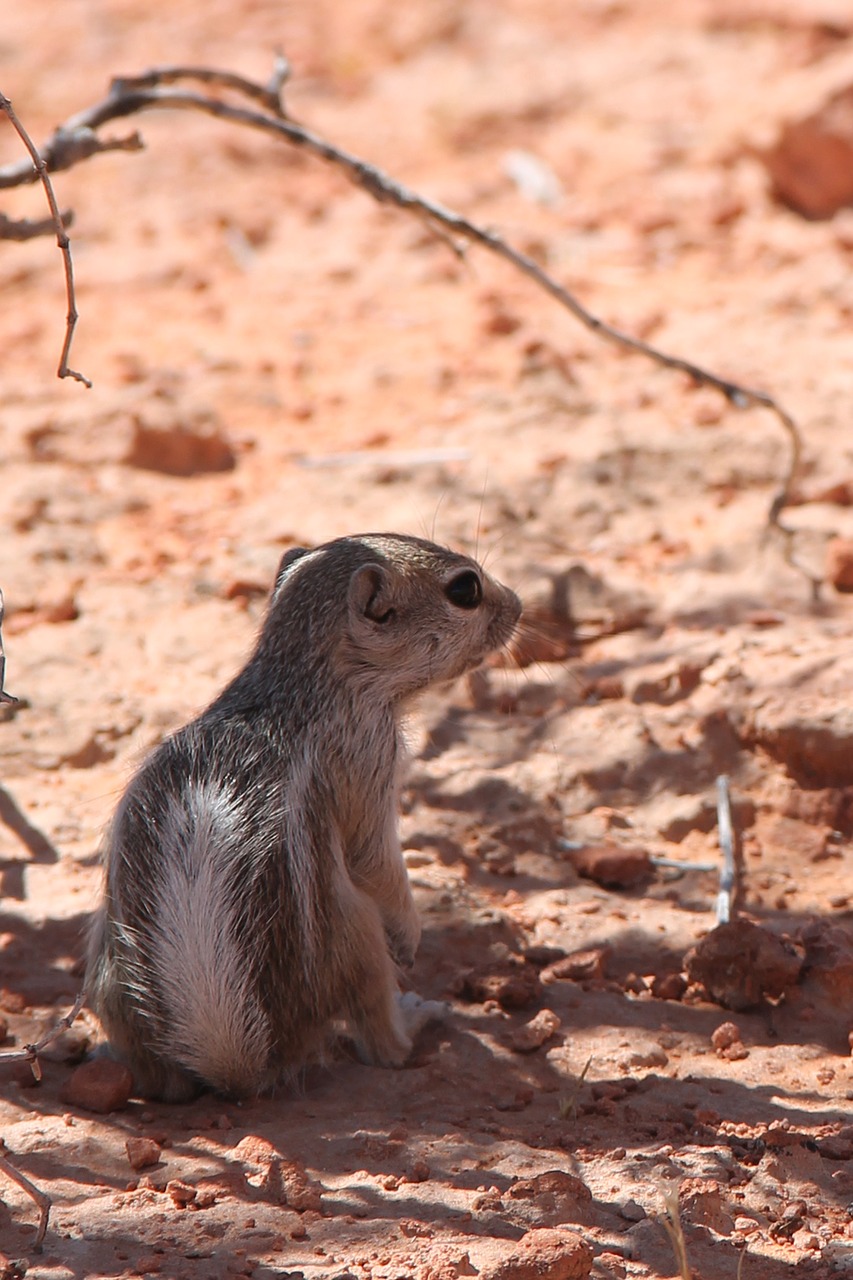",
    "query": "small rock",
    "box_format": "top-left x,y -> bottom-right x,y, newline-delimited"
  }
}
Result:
222,579 -> 268,602
279,1160 -> 323,1213
0,1253 -> 27,1280
232,1134 -> 278,1165
627,1047 -> 668,1070
711,1021 -> 742,1051
619,1199 -> 646,1222
234,1137 -> 322,1211
679,1179 -> 734,1234
791,1229 -> 821,1252
476,1227 -> 593,1280
595,1253 -> 627,1279
817,1133 -> 853,1160
61,1058 -> 133,1113
510,1009 -> 560,1053
504,1171 -> 593,1227
567,844 -> 652,889
456,962 -> 542,1010
133,1255 -> 162,1275
124,418 -> 236,476
166,1179 -> 197,1207
543,947 -> 611,983
685,920 -> 803,1011
827,538 -> 853,592
125,1136 -> 162,1171
763,85 -> 853,220
650,972 -> 687,1001
45,595 -> 80,624
801,922 -> 853,1014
